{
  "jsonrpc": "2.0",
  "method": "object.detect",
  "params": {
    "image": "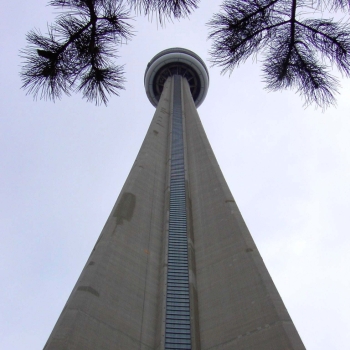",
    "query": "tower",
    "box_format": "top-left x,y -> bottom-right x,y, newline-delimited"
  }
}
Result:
45,48 -> 305,350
